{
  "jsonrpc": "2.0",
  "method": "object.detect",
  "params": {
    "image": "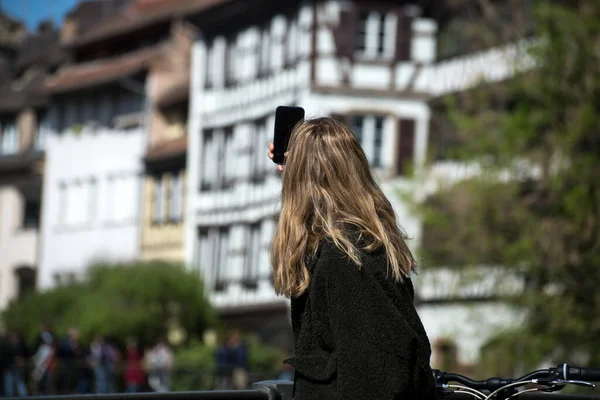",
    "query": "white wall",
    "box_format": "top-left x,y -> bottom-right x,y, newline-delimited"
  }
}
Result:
0,187 -> 38,309
417,301 -> 524,366
38,129 -> 145,289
